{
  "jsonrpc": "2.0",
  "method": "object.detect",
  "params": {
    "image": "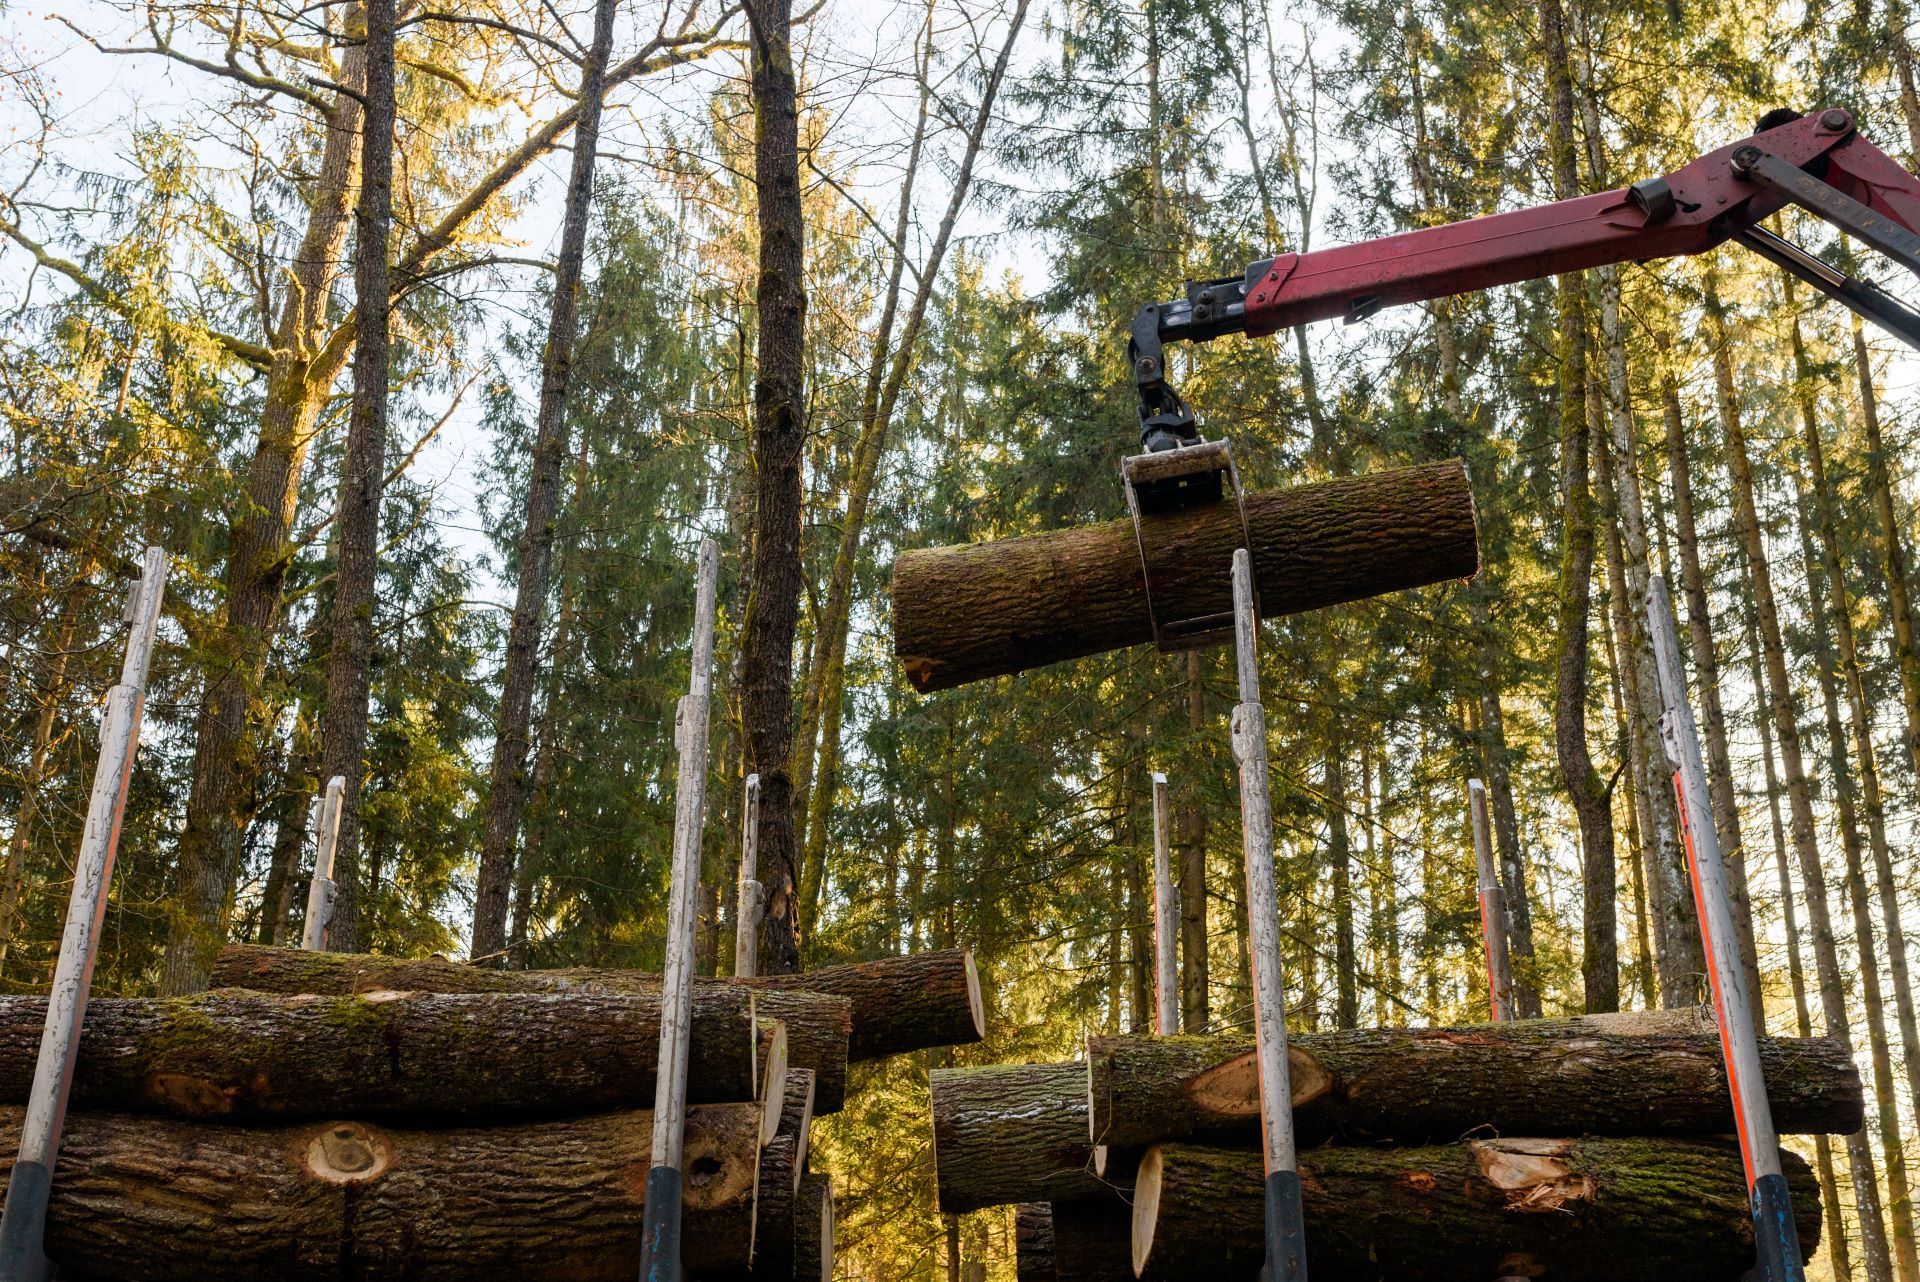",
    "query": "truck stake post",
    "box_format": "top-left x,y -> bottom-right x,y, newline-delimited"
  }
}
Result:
1150,770 -> 1178,1035
1646,575 -> 1804,1282
0,547 -> 169,1282
1226,548 -> 1308,1282
300,776 -> 346,952
638,537 -> 720,1282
